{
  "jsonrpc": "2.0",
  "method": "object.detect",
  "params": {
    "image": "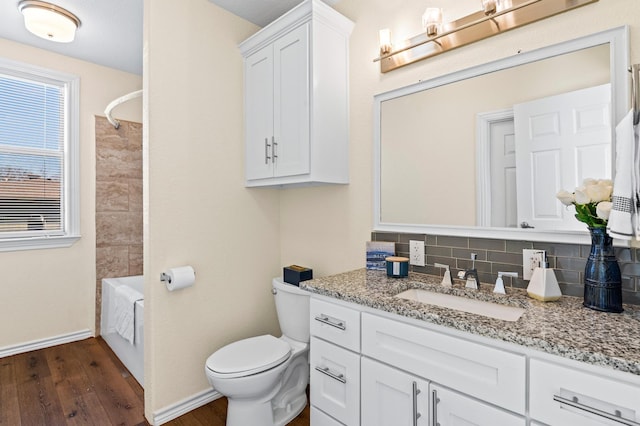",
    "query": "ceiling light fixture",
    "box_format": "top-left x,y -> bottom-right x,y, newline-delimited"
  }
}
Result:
18,0 -> 81,43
